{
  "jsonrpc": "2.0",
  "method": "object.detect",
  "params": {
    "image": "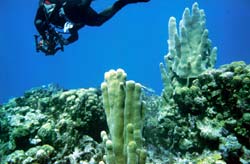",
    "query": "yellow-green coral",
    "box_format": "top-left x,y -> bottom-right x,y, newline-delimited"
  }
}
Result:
101,69 -> 146,164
